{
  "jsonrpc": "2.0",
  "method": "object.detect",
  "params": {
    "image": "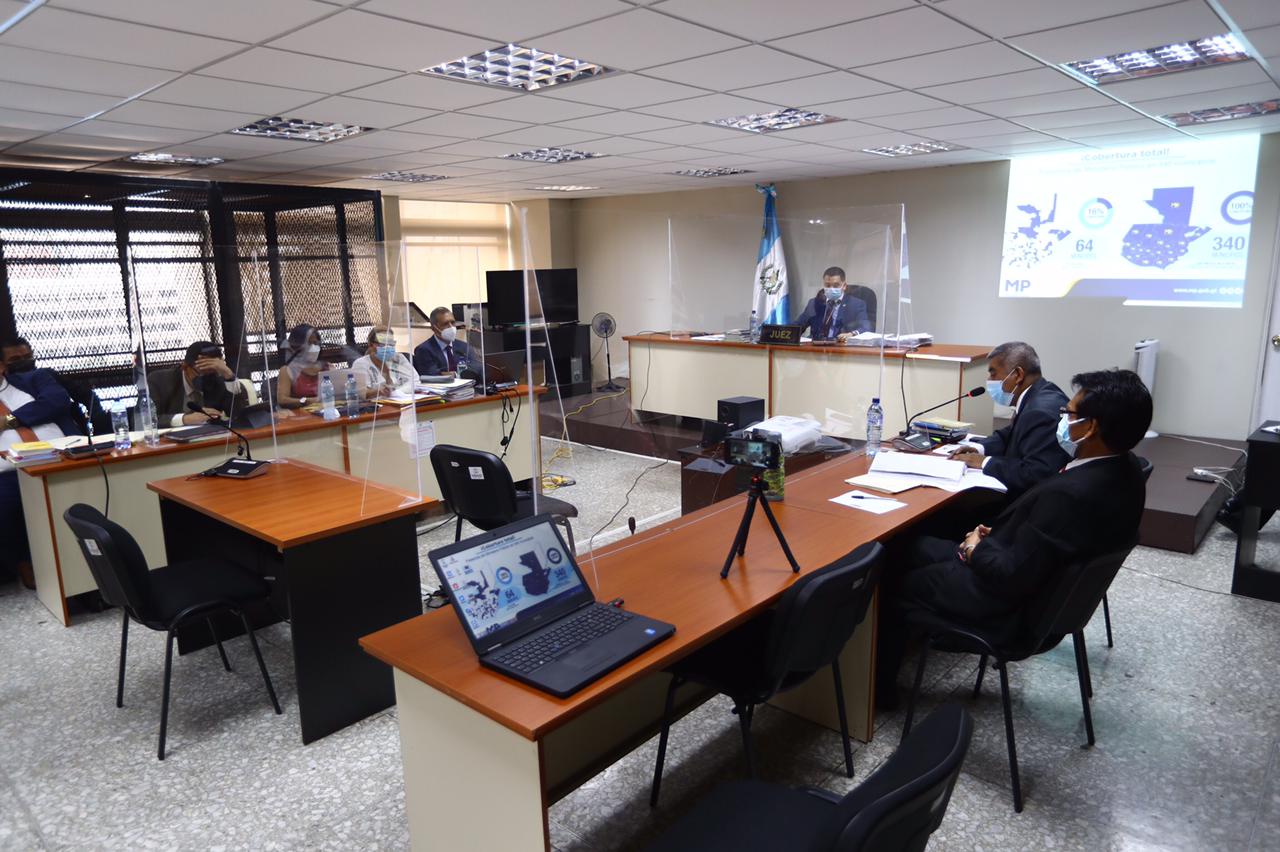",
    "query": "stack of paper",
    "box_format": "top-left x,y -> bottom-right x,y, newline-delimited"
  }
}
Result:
6,440 -> 61,466
845,450 -> 1007,494
417,377 -> 476,402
